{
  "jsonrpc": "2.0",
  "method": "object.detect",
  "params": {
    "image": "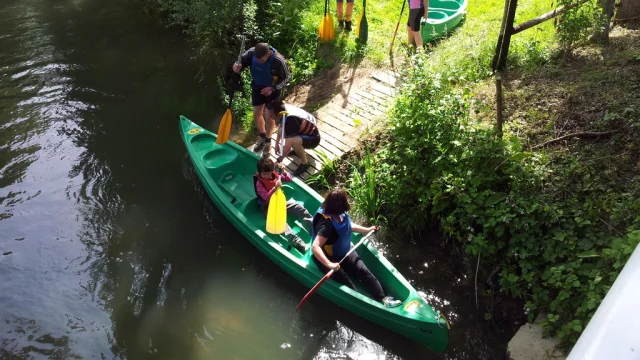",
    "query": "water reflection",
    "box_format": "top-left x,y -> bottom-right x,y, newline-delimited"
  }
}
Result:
0,316 -> 81,359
